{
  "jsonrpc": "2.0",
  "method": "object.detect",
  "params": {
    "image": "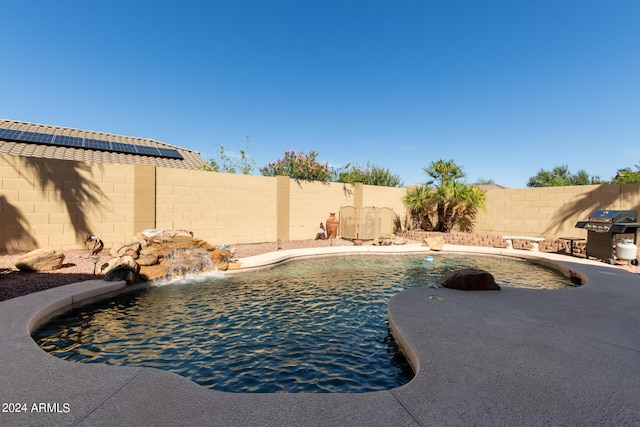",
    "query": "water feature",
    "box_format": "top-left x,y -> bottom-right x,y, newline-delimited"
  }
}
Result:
161,247 -> 214,280
34,254 -> 578,393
